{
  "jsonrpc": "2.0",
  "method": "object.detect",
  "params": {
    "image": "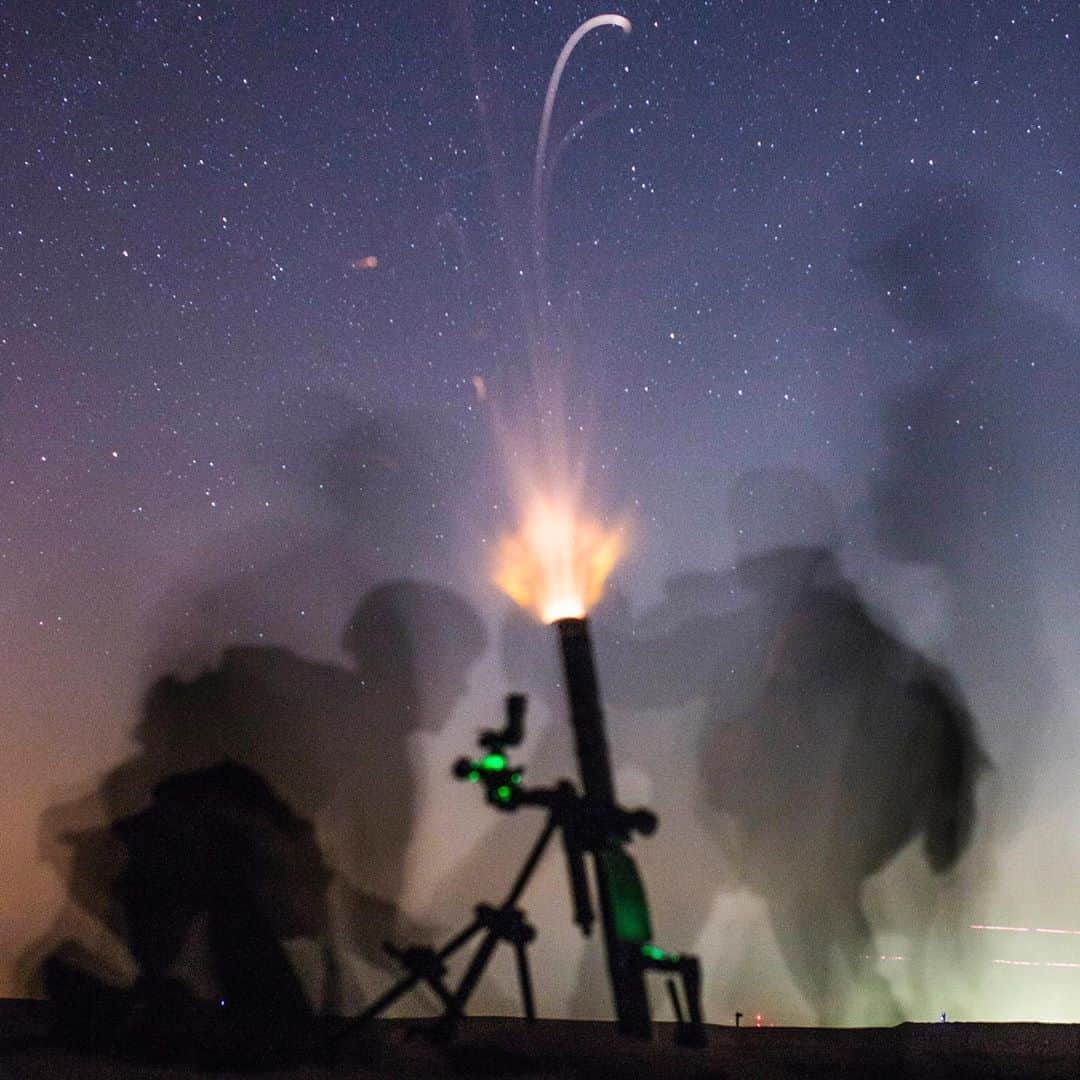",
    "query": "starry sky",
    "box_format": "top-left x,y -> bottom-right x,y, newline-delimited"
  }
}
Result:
2,1 -> 1078,1019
